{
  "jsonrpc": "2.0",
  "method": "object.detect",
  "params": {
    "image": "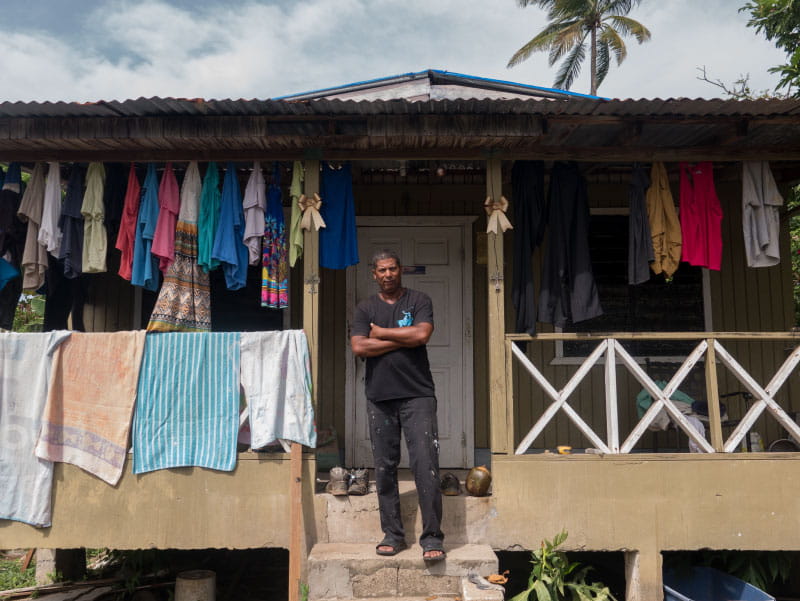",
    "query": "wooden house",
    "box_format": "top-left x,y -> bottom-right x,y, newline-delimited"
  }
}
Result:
2,70 -> 800,600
